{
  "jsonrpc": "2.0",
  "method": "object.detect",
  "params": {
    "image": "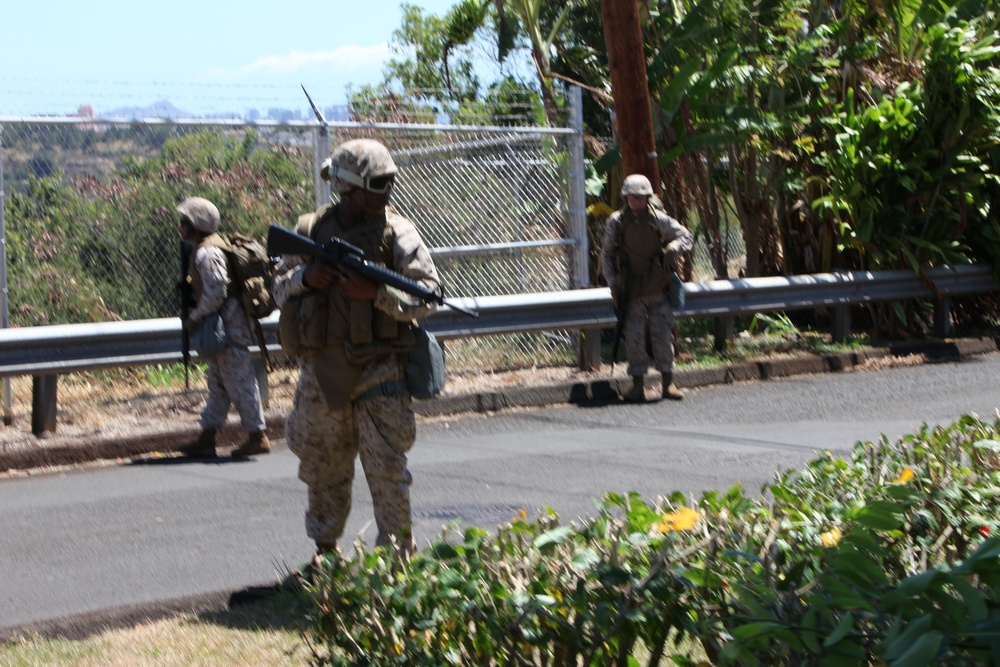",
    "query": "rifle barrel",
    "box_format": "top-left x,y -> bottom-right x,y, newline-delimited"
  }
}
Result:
267,225 -> 478,318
